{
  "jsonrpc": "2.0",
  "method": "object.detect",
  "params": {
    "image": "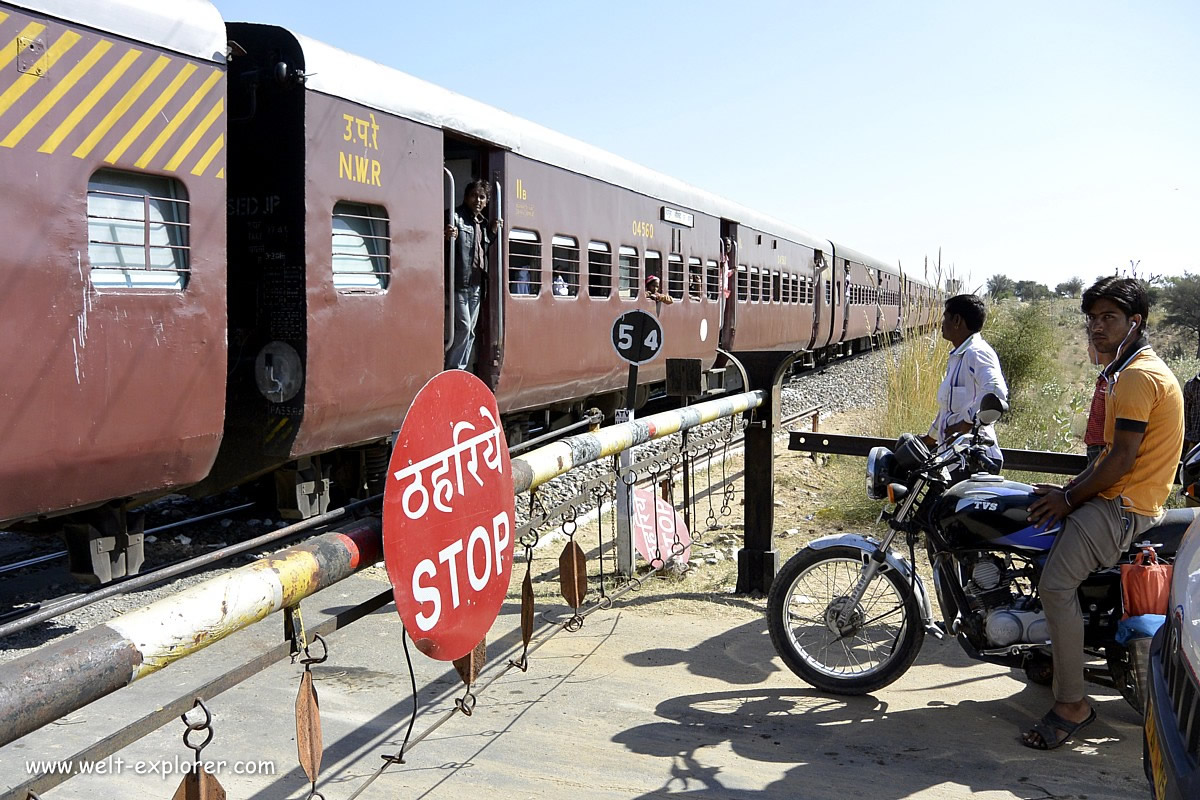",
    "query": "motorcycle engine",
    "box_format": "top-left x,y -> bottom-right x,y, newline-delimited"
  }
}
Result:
963,554 -> 1048,647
